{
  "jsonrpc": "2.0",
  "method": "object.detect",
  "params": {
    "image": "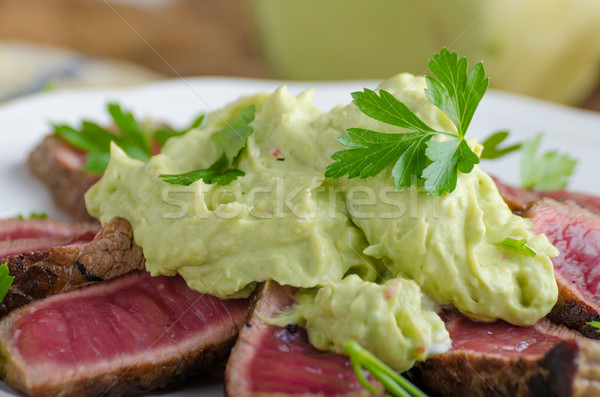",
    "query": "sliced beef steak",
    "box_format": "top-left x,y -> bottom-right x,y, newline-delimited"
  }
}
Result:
226,281 -> 377,397
526,199 -> 600,338
542,191 -> 600,215
407,310 -> 600,397
0,217 -> 144,319
492,176 -> 600,214
0,217 -> 99,242
491,176 -> 540,214
0,270 -> 250,397
0,217 -> 99,259
28,135 -> 100,220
